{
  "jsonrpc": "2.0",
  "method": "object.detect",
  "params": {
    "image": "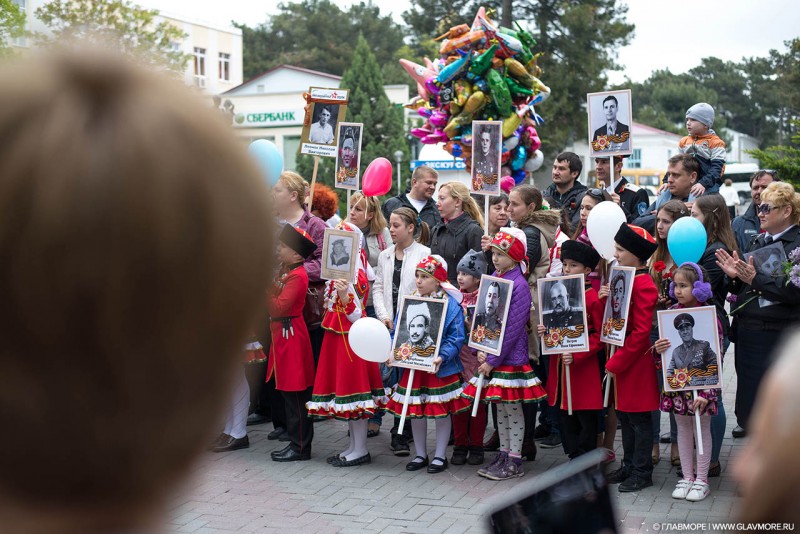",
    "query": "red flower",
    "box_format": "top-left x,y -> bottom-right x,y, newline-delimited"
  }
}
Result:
653,261 -> 666,273
663,271 -> 673,280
